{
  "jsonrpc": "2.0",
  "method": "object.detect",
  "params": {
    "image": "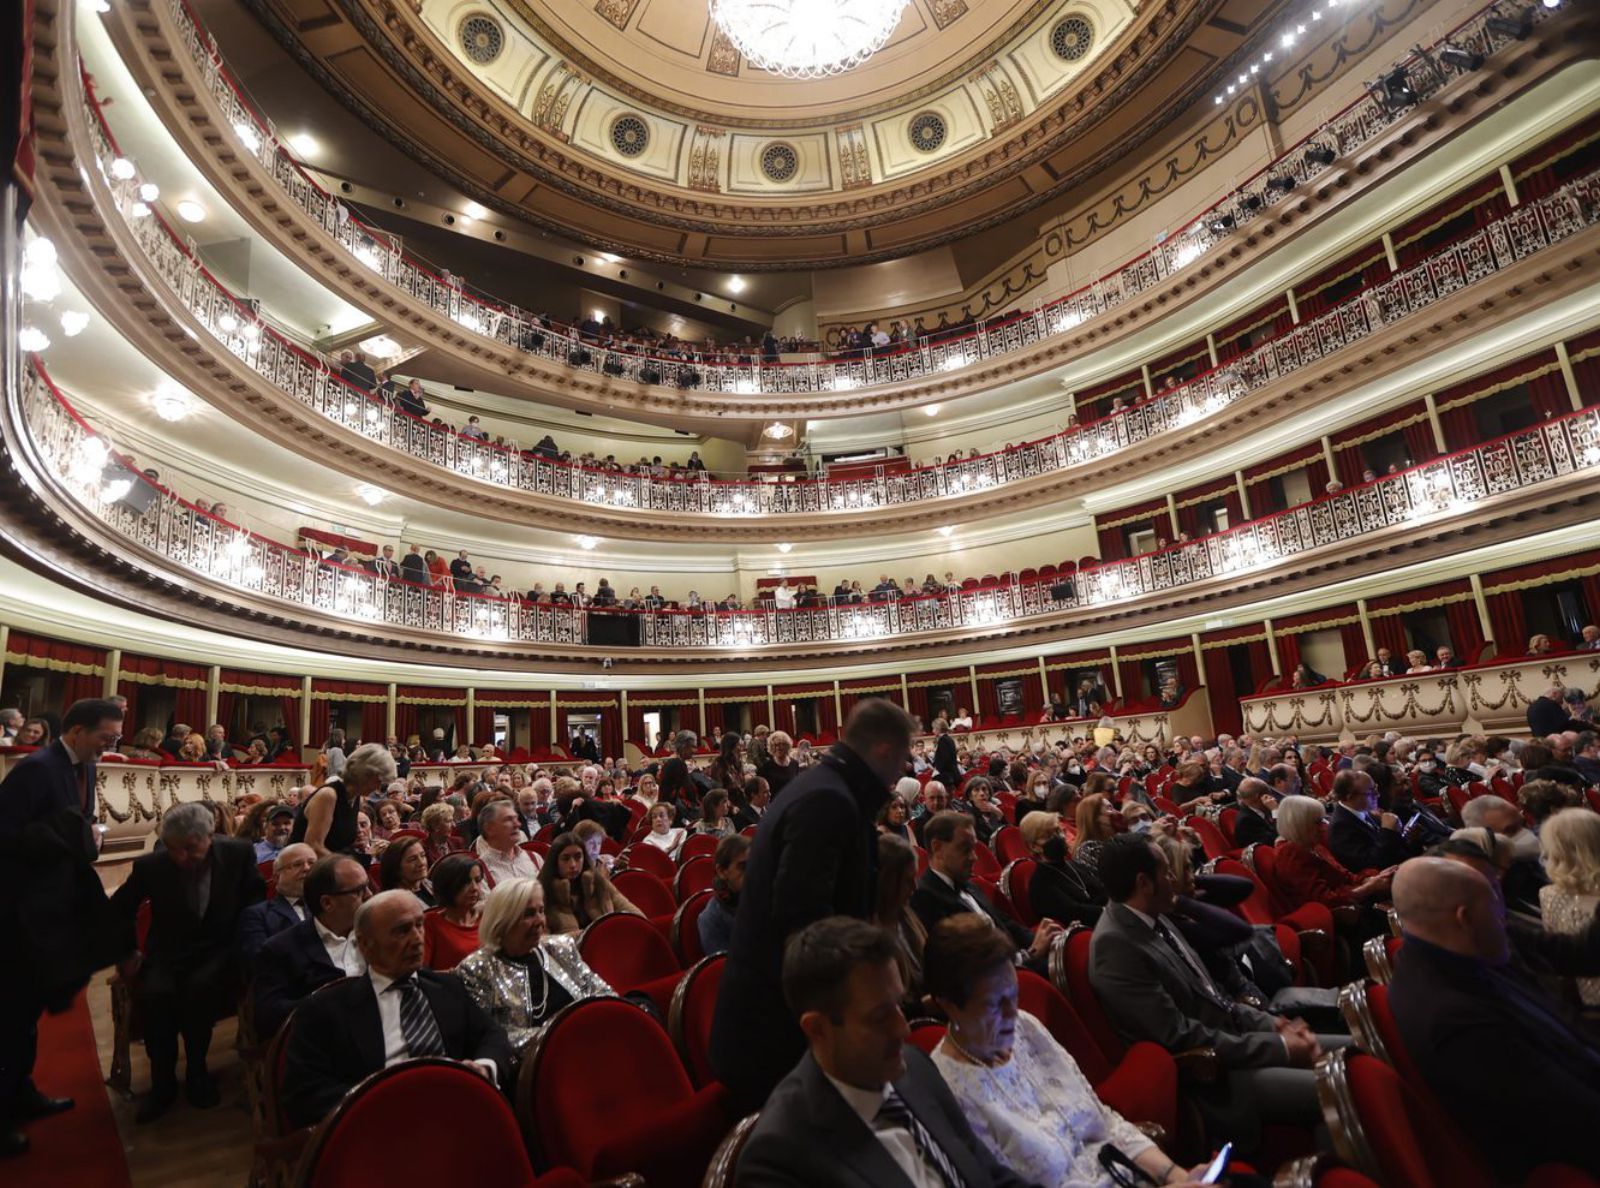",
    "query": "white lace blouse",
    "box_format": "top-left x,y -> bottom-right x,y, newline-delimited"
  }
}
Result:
930,1012 -> 1155,1188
